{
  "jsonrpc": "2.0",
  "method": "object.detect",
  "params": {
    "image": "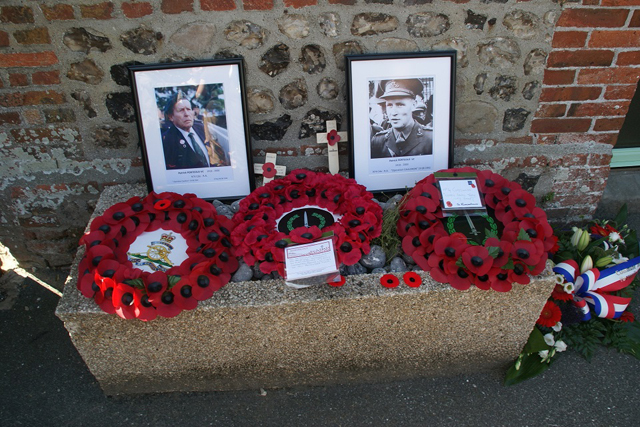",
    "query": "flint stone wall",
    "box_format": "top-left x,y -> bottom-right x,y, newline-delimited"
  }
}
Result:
1,1 -> 638,268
